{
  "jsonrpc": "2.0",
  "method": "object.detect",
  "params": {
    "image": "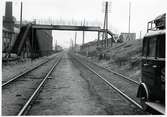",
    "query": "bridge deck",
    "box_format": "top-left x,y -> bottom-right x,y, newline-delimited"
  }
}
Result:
32,24 -> 101,32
